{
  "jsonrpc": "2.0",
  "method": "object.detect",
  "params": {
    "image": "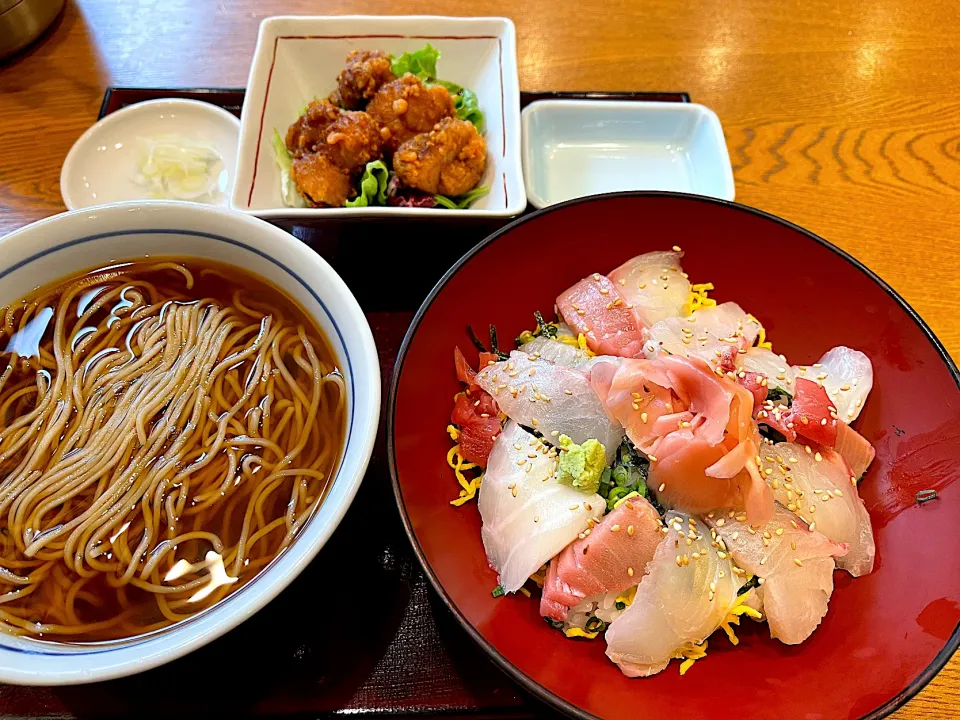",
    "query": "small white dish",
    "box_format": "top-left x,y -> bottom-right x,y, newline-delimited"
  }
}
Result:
61,99 -> 241,210
521,100 -> 735,208
0,201 -> 379,685
232,15 -> 525,218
